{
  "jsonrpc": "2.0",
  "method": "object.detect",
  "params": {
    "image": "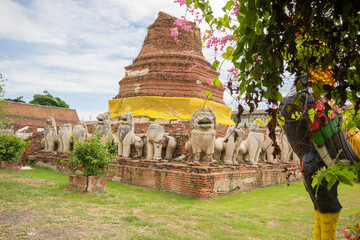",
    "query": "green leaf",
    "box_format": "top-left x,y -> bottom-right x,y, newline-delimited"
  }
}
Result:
210,60 -> 220,71
210,78 -> 222,86
185,0 -> 192,7
326,176 -> 337,190
337,172 -> 354,186
255,21 -> 263,35
204,91 -> 213,100
205,14 -> 212,23
308,109 -> 316,123
221,14 -> 230,28
275,91 -> 283,103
